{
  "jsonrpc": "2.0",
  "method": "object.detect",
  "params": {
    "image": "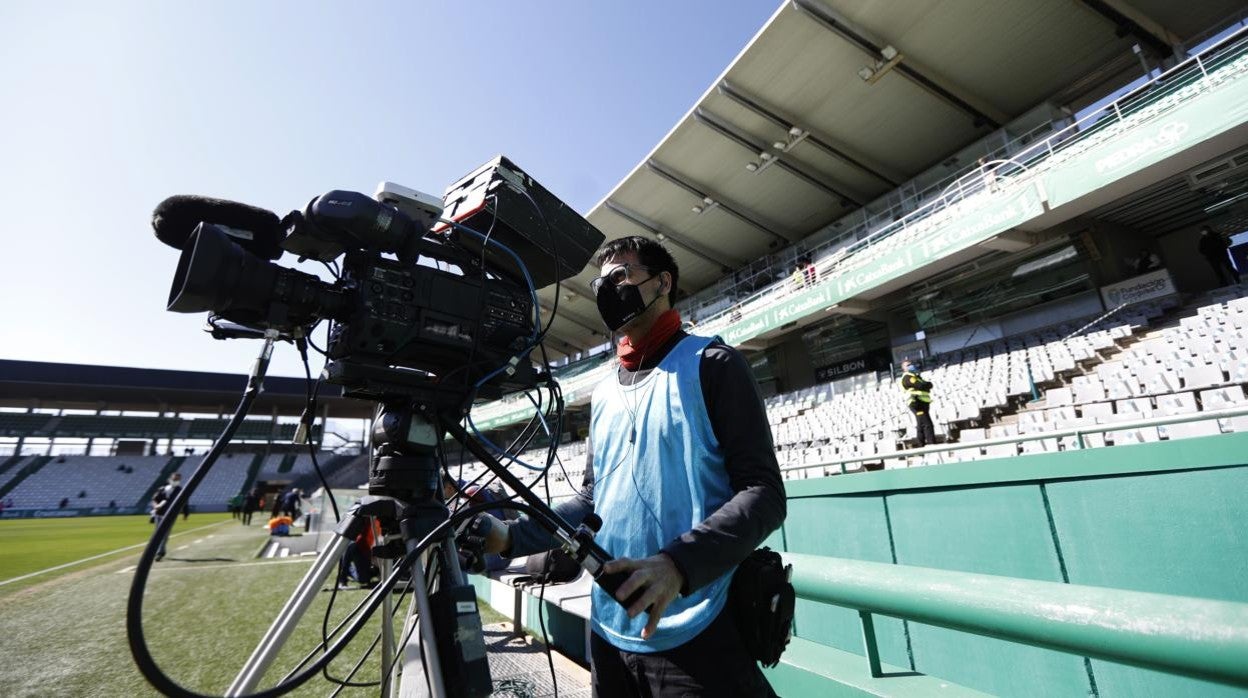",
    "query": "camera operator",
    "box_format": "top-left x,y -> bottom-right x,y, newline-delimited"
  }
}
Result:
473,236 -> 786,697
